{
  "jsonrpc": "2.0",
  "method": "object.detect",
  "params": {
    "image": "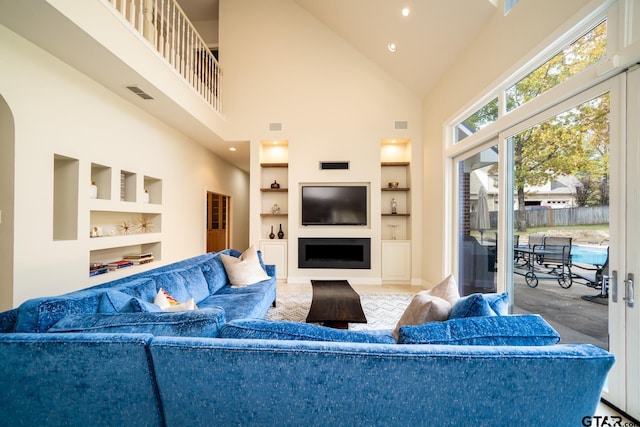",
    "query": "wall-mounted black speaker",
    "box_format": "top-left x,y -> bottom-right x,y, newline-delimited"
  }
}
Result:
319,161 -> 350,170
